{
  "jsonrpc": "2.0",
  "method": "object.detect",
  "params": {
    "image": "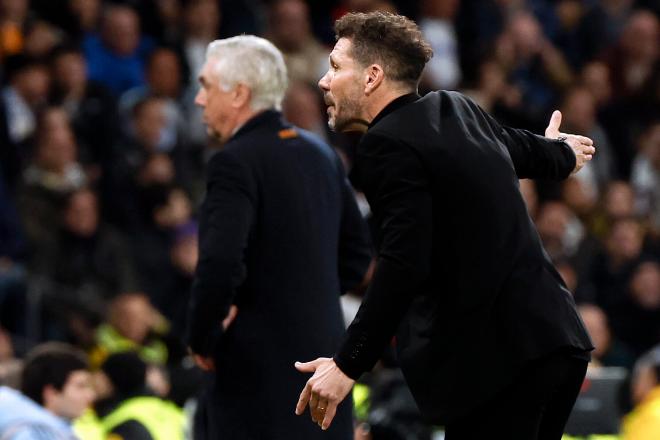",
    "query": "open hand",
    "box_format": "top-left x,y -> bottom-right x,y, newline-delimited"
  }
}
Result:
295,358 -> 355,430
545,110 -> 596,174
